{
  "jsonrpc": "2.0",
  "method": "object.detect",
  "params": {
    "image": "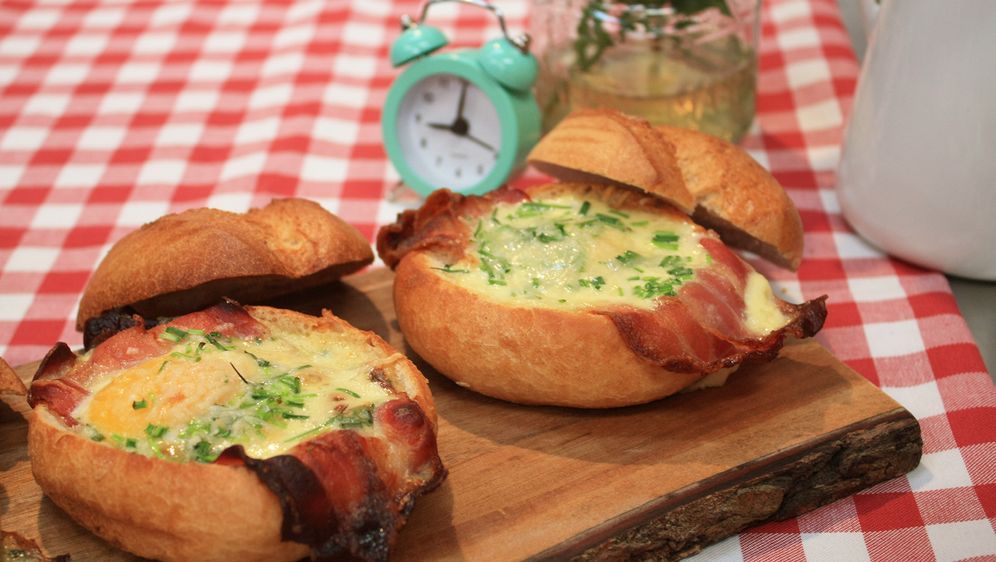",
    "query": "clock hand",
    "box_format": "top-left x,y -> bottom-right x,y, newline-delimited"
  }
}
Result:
428,119 -> 470,136
455,79 -> 469,121
464,132 -> 496,153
